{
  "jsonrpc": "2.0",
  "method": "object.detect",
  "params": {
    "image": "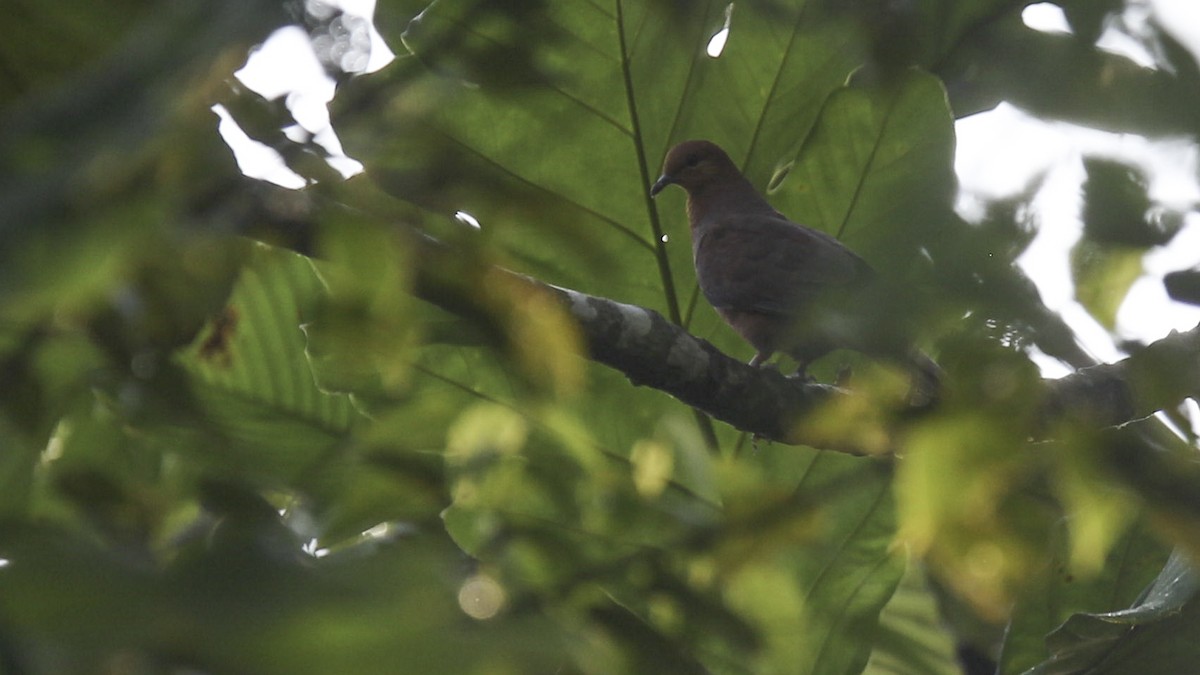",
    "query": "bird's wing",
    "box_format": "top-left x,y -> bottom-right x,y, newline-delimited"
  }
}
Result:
694,214 -> 872,316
